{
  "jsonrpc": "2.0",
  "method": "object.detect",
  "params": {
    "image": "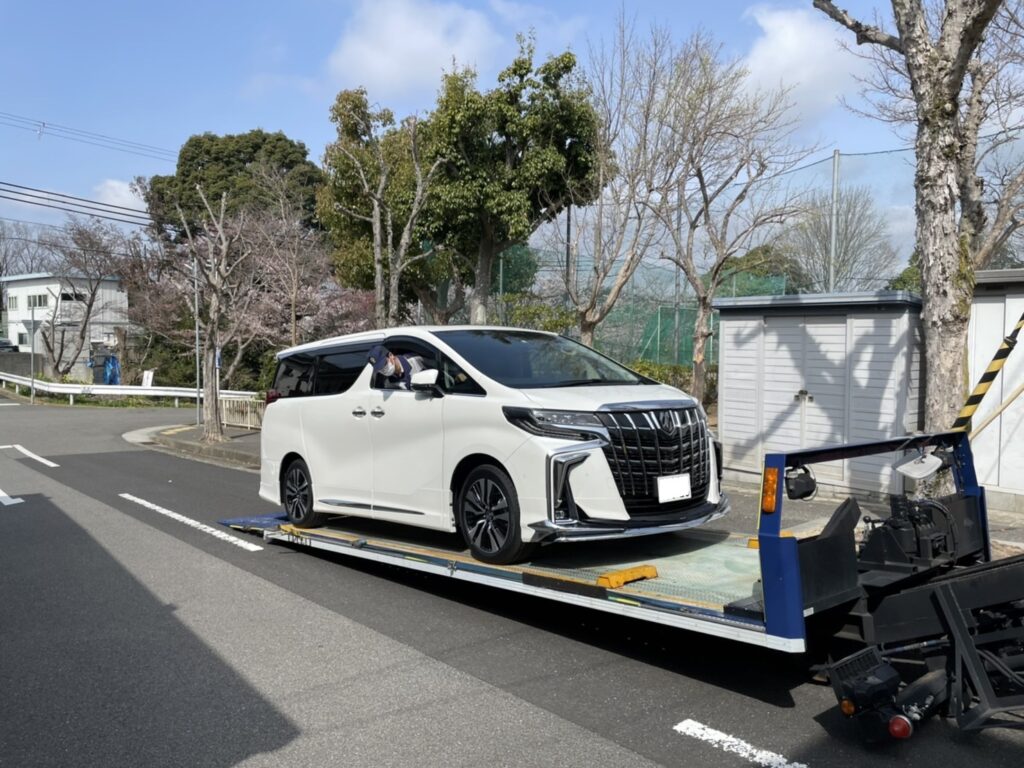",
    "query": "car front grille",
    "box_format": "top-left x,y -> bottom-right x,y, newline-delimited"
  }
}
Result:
596,407 -> 711,518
